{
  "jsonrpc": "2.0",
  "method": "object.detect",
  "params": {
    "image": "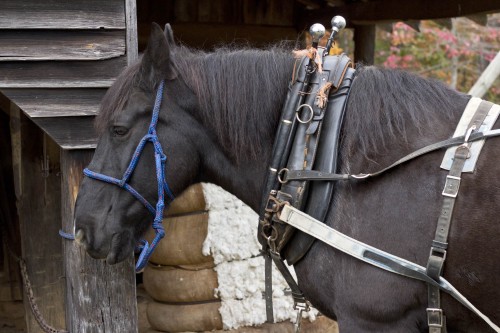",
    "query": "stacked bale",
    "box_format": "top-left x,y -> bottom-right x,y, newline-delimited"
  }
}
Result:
143,184 -> 223,332
141,183 -> 338,333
